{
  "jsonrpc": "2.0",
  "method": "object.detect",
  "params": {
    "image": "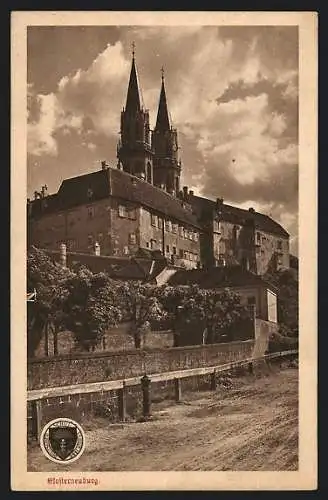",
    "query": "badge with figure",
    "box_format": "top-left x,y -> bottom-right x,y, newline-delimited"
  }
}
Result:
40,418 -> 85,464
